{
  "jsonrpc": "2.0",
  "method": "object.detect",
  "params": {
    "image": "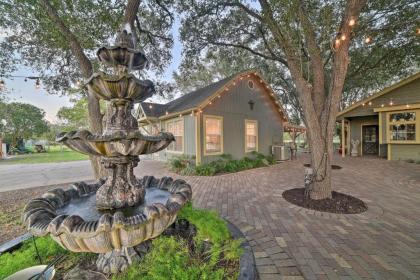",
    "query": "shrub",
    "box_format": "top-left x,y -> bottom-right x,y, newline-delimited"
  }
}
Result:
195,164 -> 217,176
405,159 -> 415,163
168,155 -> 195,172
